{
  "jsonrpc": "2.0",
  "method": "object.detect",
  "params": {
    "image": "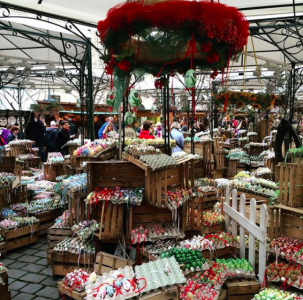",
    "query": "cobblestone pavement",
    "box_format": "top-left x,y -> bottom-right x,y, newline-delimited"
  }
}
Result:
1,236 -> 71,300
